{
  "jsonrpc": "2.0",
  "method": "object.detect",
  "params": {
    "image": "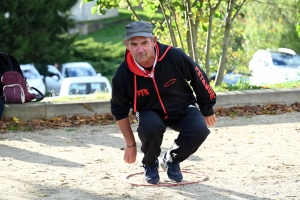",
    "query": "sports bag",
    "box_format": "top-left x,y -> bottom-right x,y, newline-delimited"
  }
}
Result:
1,71 -> 44,103
0,52 -> 23,96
